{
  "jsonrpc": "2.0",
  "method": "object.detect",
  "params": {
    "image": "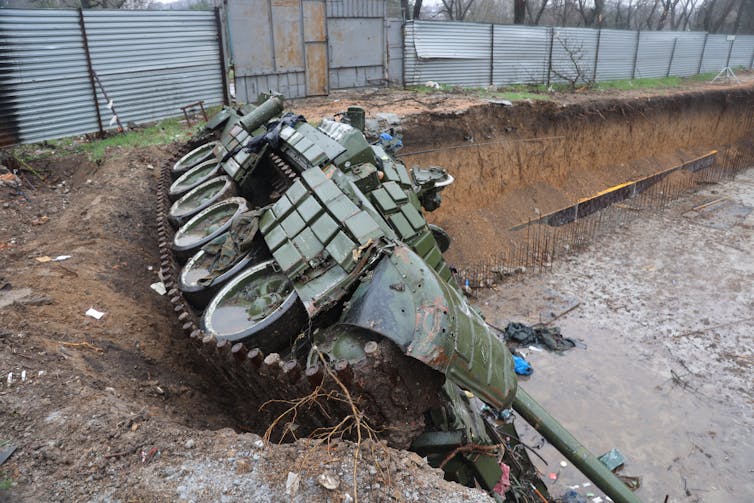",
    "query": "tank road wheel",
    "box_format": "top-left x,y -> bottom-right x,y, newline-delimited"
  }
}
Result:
202,260 -> 307,353
168,159 -> 222,201
172,197 -> 248,261
168,176 -> 237,228
172,141 -> 219,177
179,234 -> 273,309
